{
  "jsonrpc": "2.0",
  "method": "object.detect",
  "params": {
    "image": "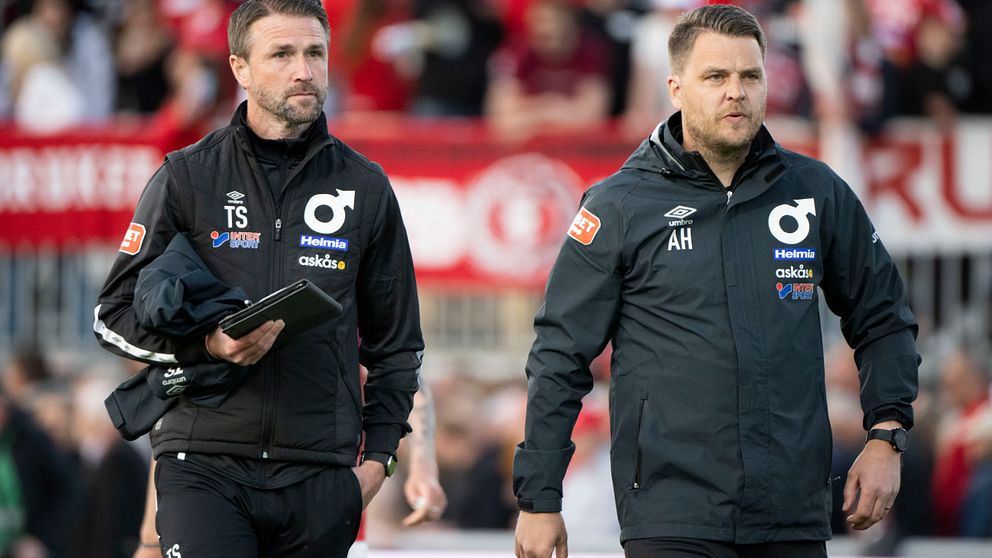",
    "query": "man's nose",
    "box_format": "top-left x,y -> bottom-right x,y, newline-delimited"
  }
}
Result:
293,56 -> 314,81
726,75 -> 746,101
